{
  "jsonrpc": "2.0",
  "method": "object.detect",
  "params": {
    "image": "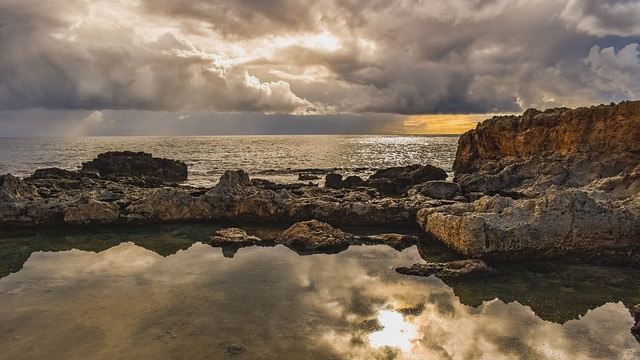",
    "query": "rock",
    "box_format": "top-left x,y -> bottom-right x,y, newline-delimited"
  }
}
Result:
368,164 -> 448,195
361,233 -> 419,250
343,175 -> 366,188
210,228 -> 263,247
81,151 -> 188,183
0,174 -> 35,200
298,174 -> 320,181
395,259 -> 497,278
413,181 -> 461,199
207,170 -> 255,198
28,168 -> 87,180
276,219 -> 354,252
419,189 -> 640,262
632,304 -> 640,342
324,173 -> 343,189
64,199 -> 119,226
453,102 -> 640,196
